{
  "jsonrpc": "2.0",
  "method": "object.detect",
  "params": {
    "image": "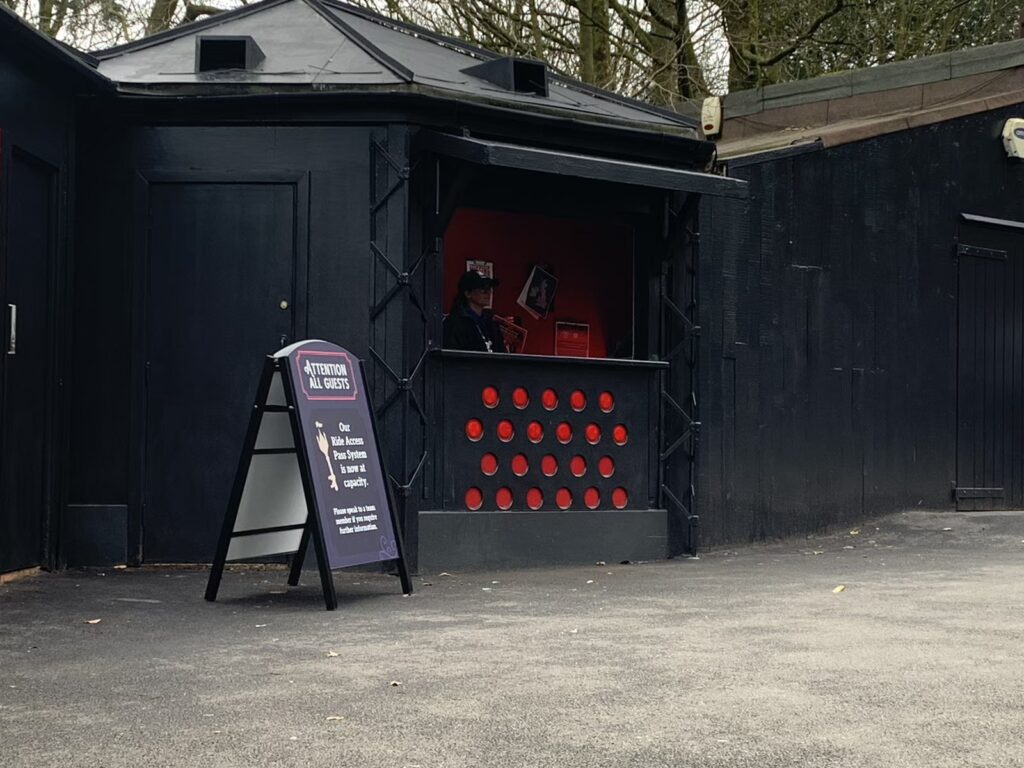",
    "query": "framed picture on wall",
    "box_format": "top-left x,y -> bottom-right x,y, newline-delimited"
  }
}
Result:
555,321 -> 590,357
517,265 -> 558,319
465,259 -> 494,309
